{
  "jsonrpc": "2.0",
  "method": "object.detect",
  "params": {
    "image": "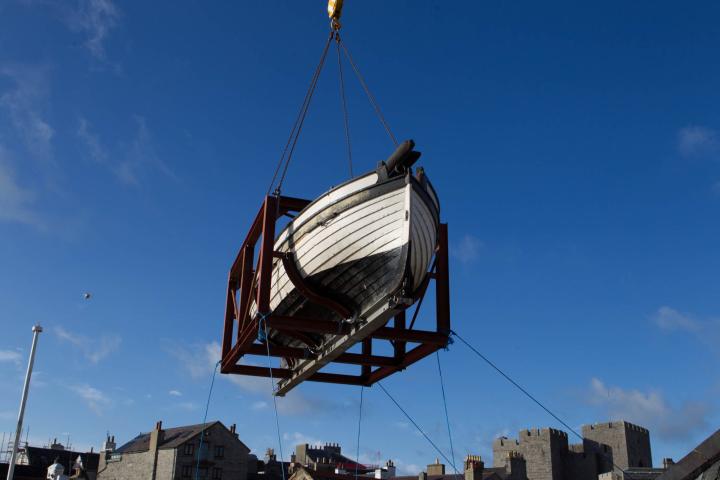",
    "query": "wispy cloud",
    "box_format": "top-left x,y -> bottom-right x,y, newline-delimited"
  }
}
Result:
71,384 -> 111,415
54,326 -> 121,363
0,147 -> 43,228
0,64 -> 54,161
653,306 -> 701,333
174,401 -> 198,411
167,340 -> 343,416
282,432 -> 324,447
251,400 -> 268,411
451,234 -> 483,264
678,126 -> 719,158
0,349 -> 22,365
652,306 -> 720,349
78,115 -> 176,186
77,117 -> 109,164
587,378 -> 709,441
168,389 -> 183,397
67,0 -> 120,61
